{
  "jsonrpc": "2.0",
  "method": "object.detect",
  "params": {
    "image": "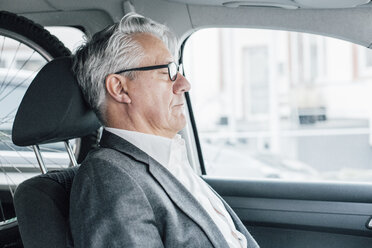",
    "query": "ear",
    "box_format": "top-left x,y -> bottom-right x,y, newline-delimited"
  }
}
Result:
105,74 -> 131,104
